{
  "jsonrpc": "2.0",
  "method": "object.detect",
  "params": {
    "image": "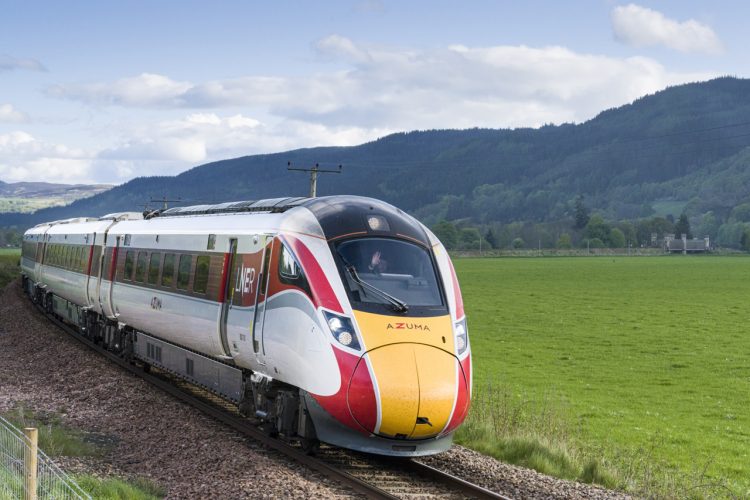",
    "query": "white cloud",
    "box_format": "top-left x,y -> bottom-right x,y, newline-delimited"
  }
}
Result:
0,54 -> 46,72
0,104 -> 28,123
49,37 -> 711,131
0,131 -> 93,183
96,112 -> 389,180
48,73 -> 192,107
611,4 -> 723,54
